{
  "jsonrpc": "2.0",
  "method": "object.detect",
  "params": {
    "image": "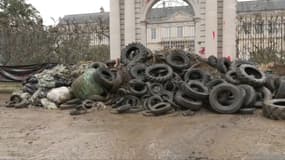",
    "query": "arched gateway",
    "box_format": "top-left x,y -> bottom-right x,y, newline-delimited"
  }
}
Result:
110,0 -> 237,60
